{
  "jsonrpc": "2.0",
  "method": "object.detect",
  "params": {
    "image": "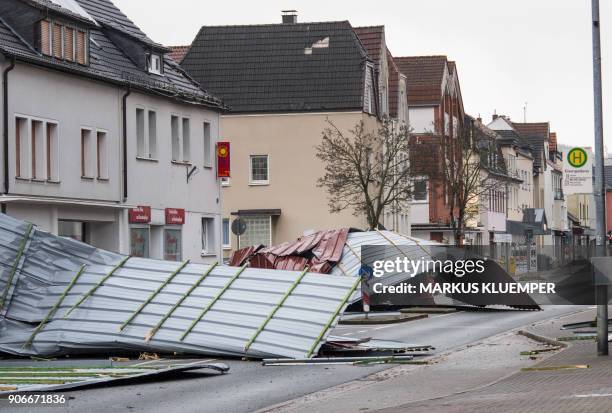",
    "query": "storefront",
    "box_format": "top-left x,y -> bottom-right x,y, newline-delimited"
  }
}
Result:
129,206 -> 185,261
